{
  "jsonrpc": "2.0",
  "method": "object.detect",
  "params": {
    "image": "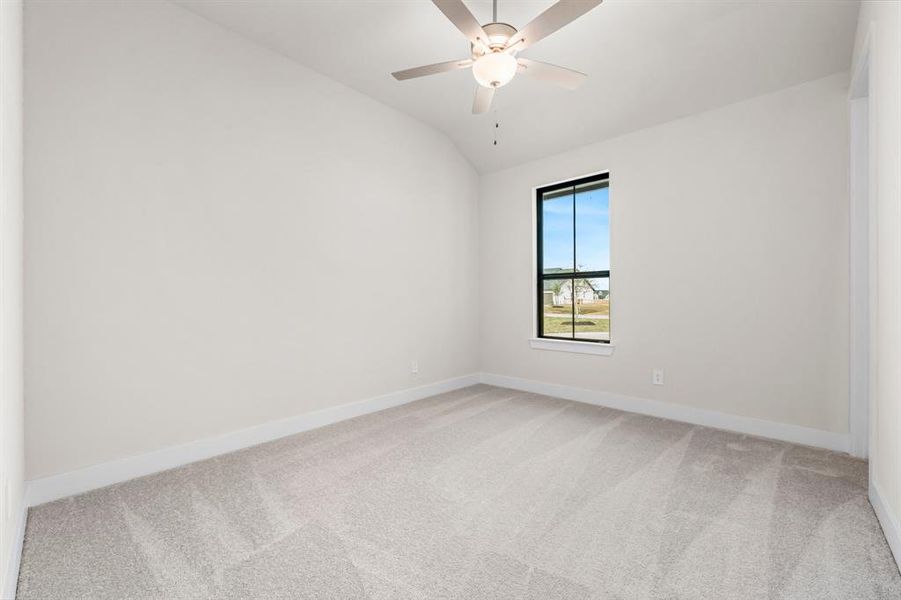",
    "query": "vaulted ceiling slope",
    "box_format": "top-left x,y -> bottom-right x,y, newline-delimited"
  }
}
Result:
175,0 -> 859,173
